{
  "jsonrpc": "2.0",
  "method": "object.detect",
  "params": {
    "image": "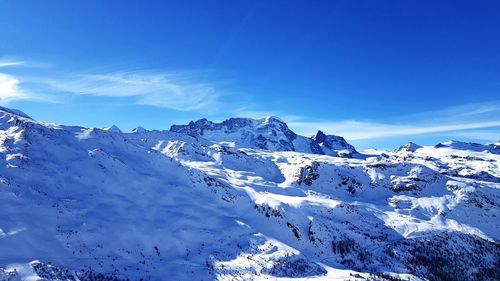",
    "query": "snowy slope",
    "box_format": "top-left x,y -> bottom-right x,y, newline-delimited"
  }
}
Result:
0,107 -> 499,281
